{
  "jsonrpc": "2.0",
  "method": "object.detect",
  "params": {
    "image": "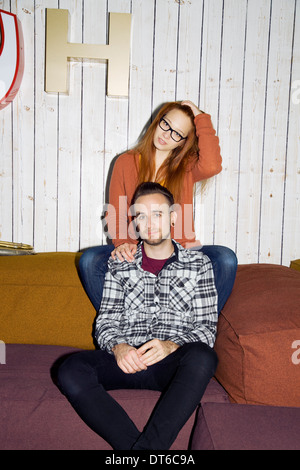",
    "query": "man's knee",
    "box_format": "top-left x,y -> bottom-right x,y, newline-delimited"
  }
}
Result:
57,352 -> 91,399
181,342 -> 218,377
